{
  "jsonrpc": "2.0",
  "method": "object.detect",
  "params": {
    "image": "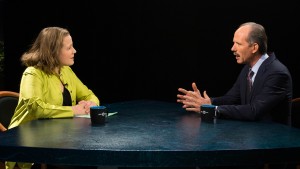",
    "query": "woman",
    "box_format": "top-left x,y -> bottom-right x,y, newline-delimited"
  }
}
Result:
6,27 -> 100,169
